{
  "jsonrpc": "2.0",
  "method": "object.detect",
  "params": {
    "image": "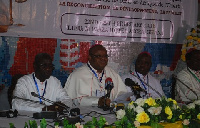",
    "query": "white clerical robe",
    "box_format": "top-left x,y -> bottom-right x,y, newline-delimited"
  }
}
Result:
65,63 -> 127,106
